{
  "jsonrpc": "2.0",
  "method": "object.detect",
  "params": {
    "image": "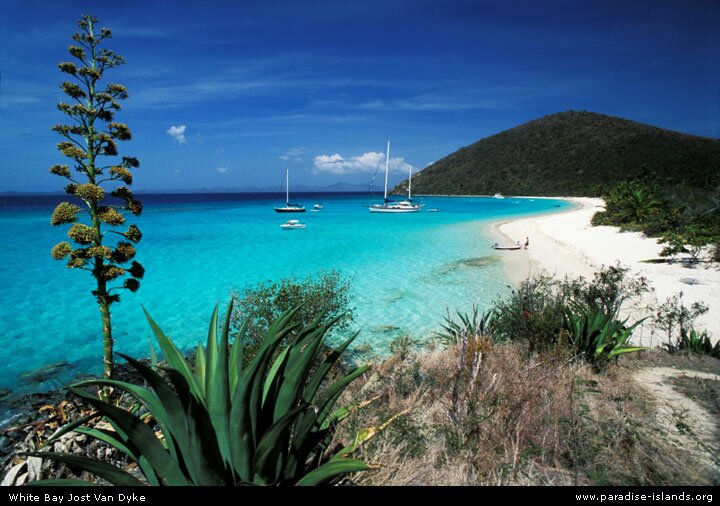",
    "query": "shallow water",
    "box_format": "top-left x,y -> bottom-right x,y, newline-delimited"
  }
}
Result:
0,193 -> 570,393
